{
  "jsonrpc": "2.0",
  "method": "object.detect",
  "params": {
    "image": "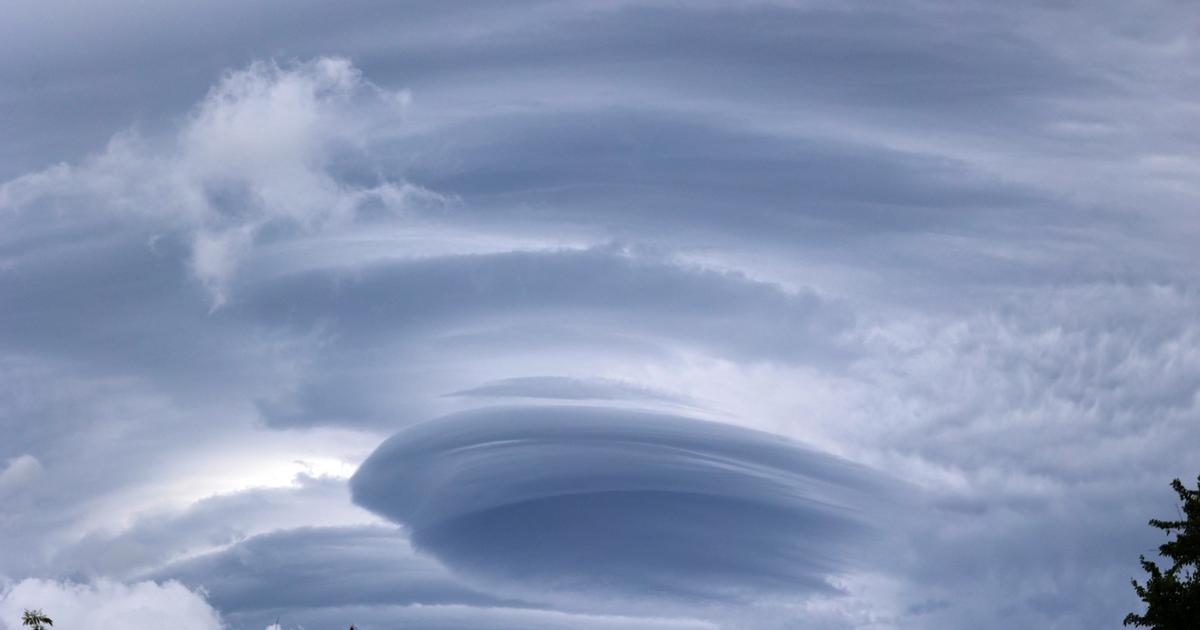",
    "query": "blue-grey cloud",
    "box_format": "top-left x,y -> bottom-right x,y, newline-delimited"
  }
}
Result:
2,1 -> 1199,628
351,405 -> 899,606
242,245 -> 851,429
223,603 -> 716,630
447,376 -> 685,403
154,526 -> 718,630
49,476 -> 371,581
155,526 -> 511,613
236,246 -> 845,355
402,108 -> 1046,240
